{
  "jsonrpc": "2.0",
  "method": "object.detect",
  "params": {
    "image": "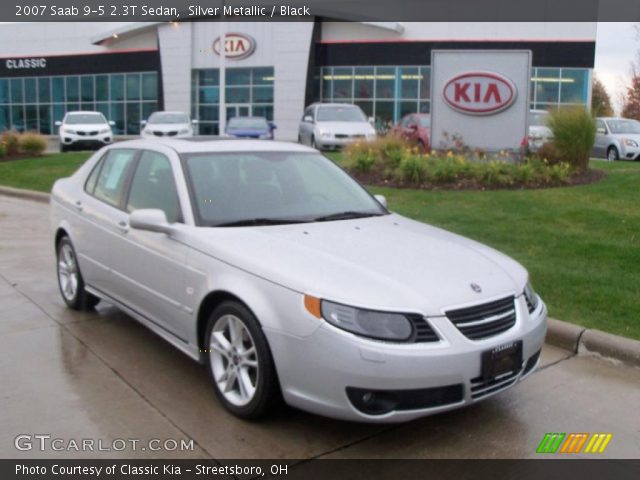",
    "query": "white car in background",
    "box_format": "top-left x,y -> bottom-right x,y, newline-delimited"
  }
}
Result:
527,110 -> 553,152
298,103 -> 376,150
51,139 -> 546,422
141,111 -> 197,138
56,111 -> 114,152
